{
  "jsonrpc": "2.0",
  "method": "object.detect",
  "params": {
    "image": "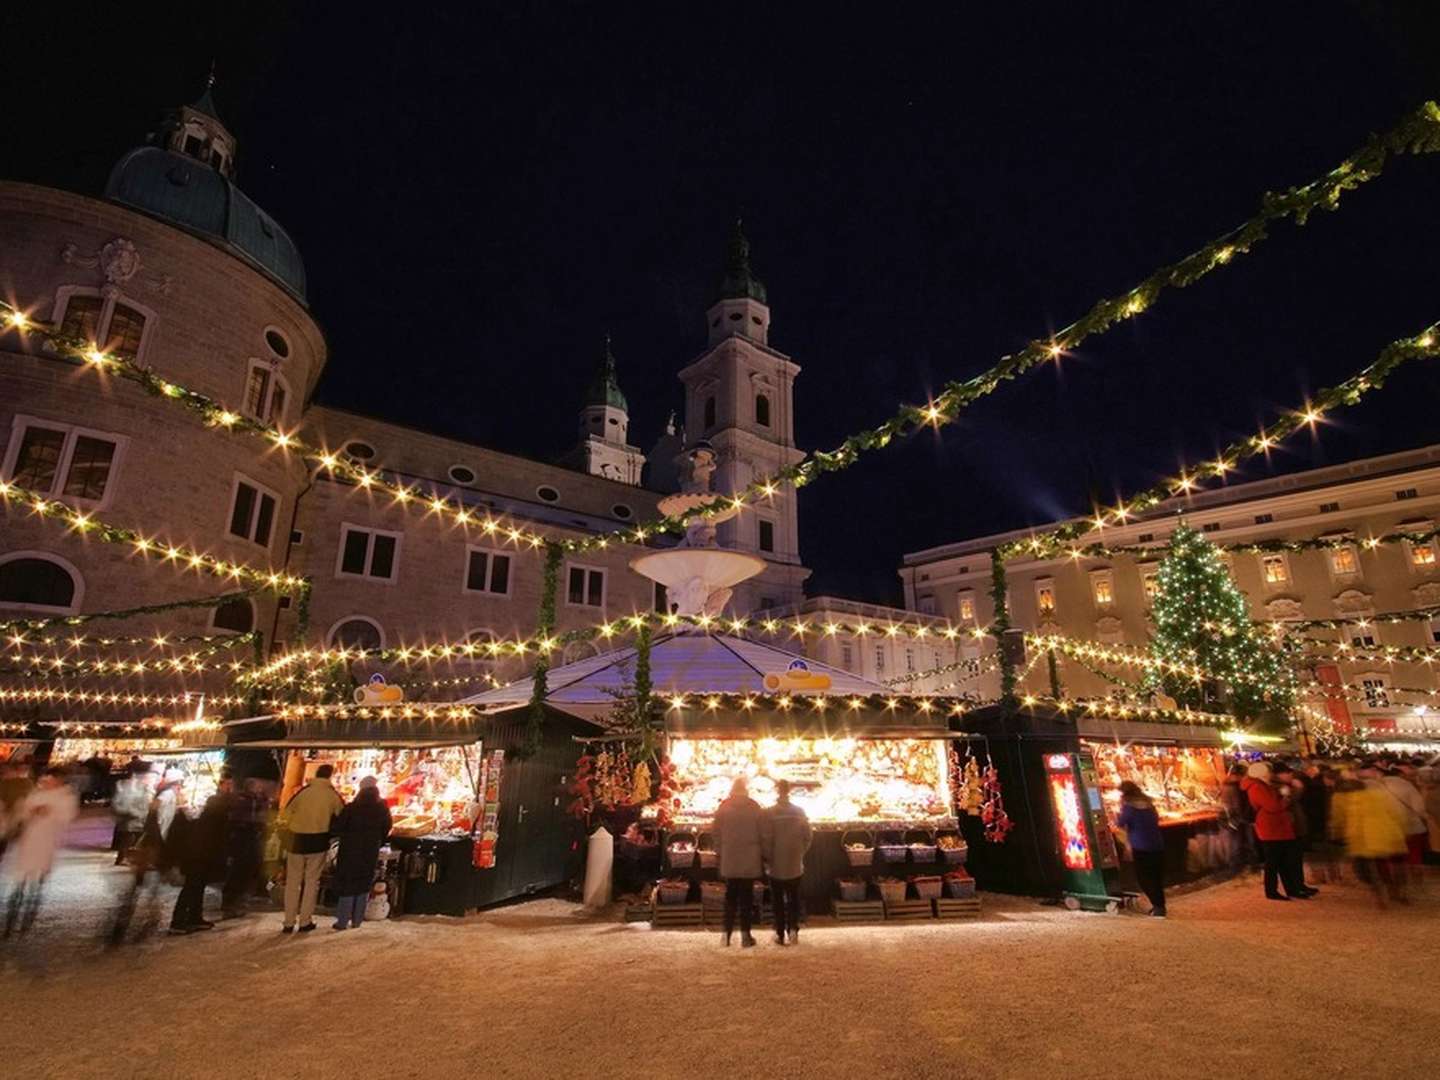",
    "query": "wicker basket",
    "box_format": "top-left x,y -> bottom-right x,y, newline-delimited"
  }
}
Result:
699,880 -> 727,904
616,825 -> 659,861
937,835 -> 969,865
697,831 -> 719,869
876,878 -> 906,904
876,833 -> 908,863
944,876 -> 976,899
905,829 -> 937,863
911,875 -> 943,900
842,829 -> 875,867
656,879 -> 691,905
837,879 -> 868,902
666,831 -> 696,869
